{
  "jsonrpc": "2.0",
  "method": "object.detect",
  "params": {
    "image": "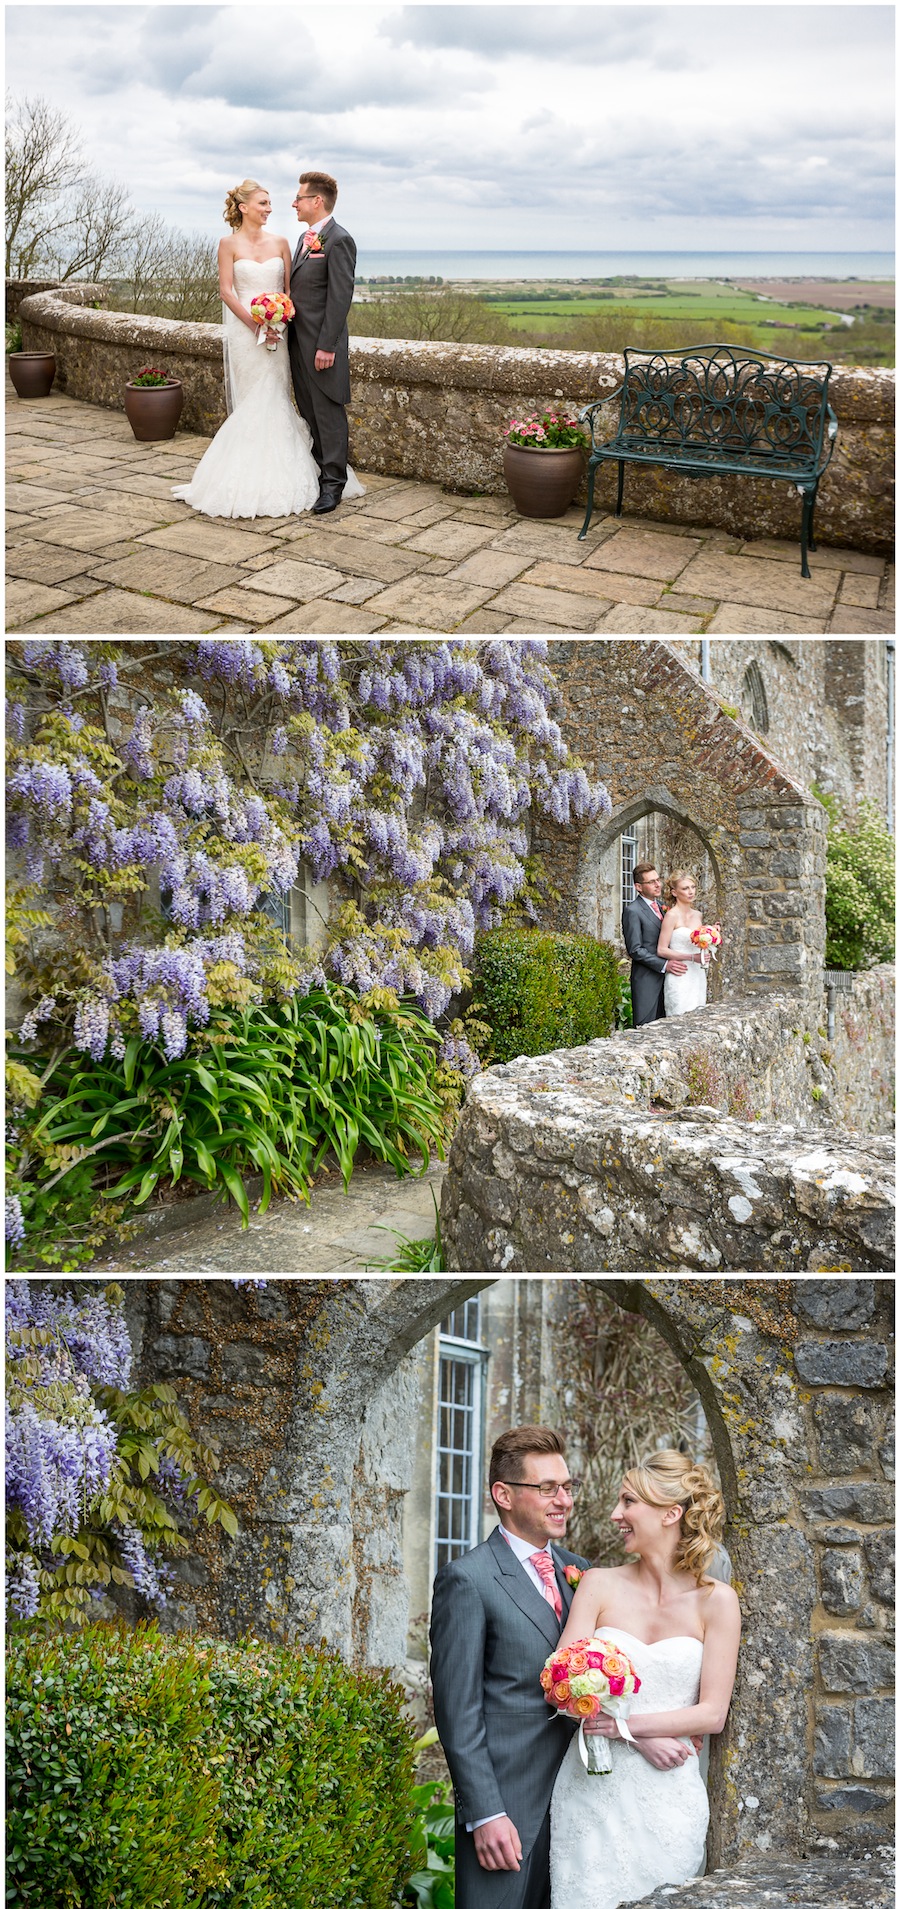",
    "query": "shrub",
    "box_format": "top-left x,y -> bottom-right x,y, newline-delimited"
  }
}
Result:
820,796 -> 895,971
475,930 -> 620,1063
9,987 -> 450,1265
6,1623 -> 418,1909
